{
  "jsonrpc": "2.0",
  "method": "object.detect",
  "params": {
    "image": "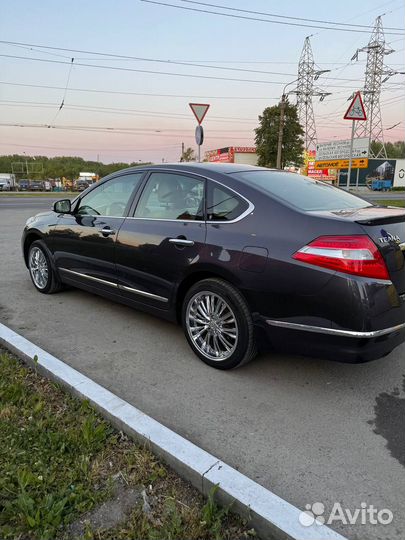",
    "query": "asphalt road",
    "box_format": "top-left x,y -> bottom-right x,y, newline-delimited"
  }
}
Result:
1,199 -> 405,540
0,196 -> 74,209
362,192 -> 405,201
